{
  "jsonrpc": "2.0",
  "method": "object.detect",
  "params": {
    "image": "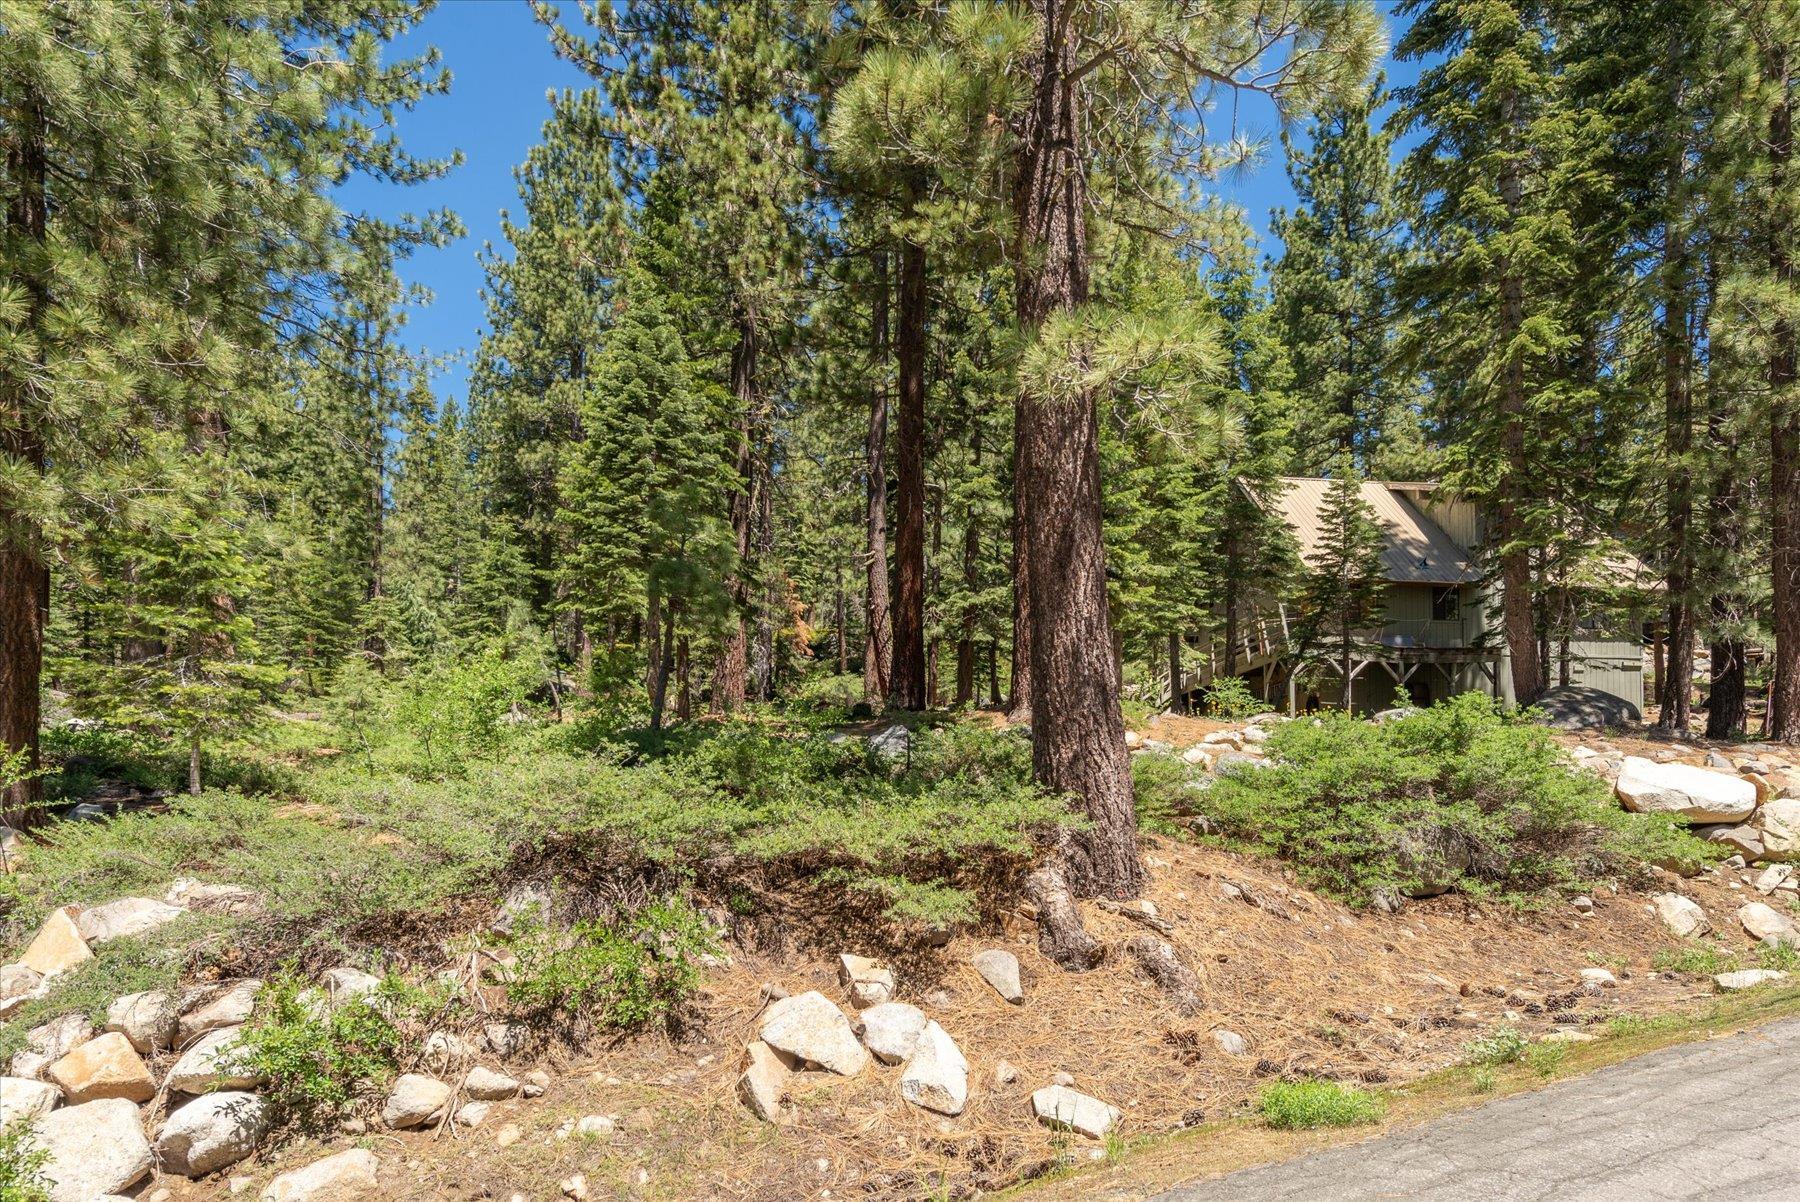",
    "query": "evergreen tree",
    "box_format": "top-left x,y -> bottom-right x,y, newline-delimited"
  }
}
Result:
1298,461 -> 1390,708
